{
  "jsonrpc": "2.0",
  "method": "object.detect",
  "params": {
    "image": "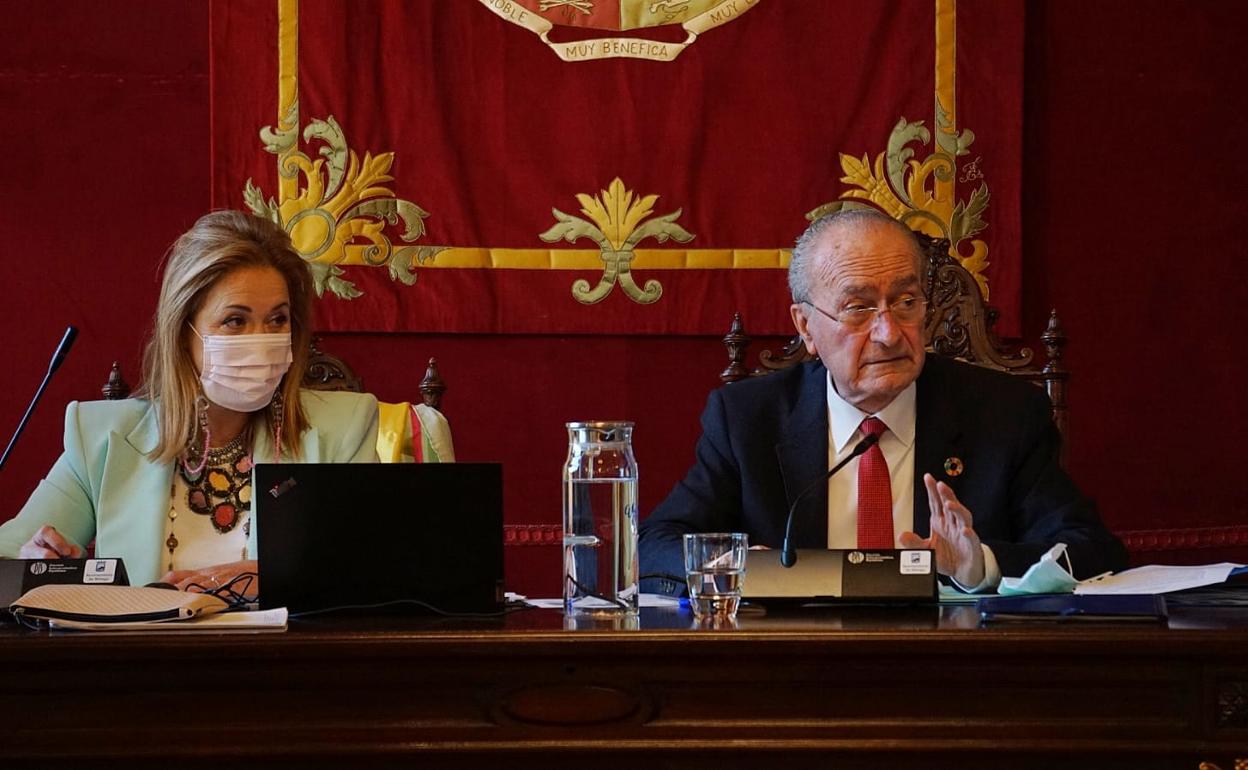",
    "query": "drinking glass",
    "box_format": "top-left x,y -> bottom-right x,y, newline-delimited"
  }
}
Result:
682,532 -> 748,620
